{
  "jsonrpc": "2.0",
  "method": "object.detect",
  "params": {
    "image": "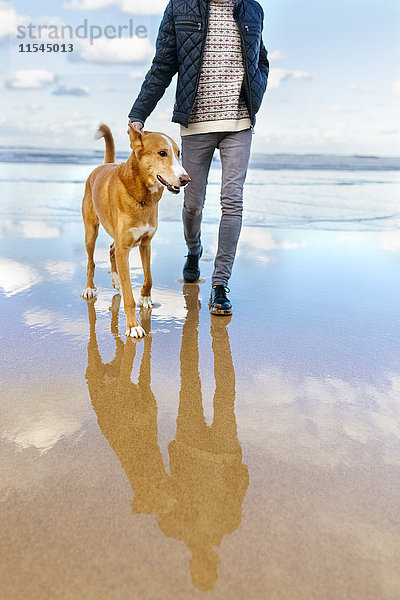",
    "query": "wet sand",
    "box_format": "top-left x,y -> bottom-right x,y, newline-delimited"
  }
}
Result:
1,219 -> 400,599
